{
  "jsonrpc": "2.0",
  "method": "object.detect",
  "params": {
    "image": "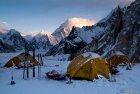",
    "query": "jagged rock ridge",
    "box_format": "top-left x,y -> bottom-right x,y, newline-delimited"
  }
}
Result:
46,0 -> 140,62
